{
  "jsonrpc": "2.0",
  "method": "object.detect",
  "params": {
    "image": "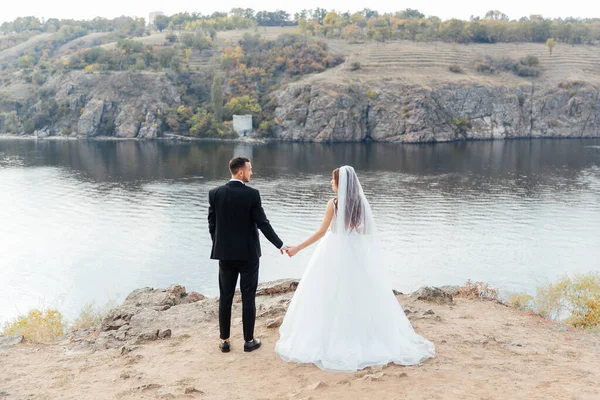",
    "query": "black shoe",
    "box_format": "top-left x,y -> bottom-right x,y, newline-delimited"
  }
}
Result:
244,338 -> 261,352
219,341 -> 230,353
